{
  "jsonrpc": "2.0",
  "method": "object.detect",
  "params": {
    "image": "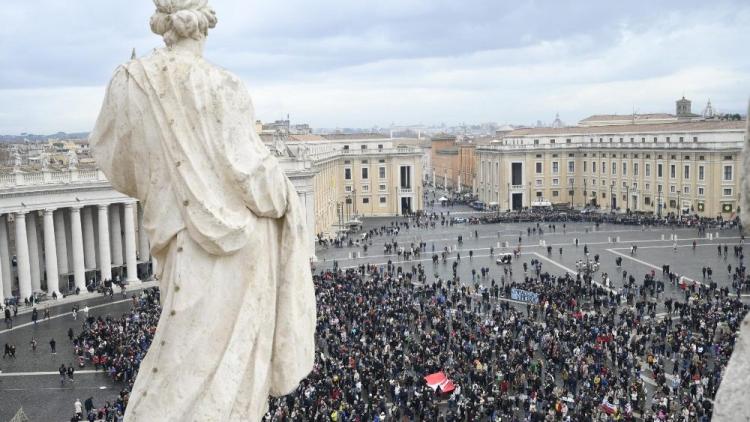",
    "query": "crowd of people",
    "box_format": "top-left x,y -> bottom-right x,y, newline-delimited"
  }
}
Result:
51,209 -> 748,421
66,287 -> 161,422
261,250 -> 747,421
